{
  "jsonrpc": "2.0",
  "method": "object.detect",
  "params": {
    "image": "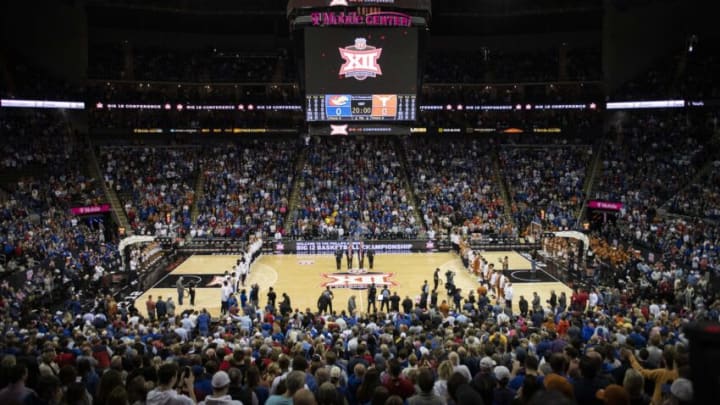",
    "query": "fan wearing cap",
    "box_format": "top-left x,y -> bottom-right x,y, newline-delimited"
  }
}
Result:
668,378 -> 692,404
471,357 -> 497,405
493,365 -> 515,405
198,371 -> 243,405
